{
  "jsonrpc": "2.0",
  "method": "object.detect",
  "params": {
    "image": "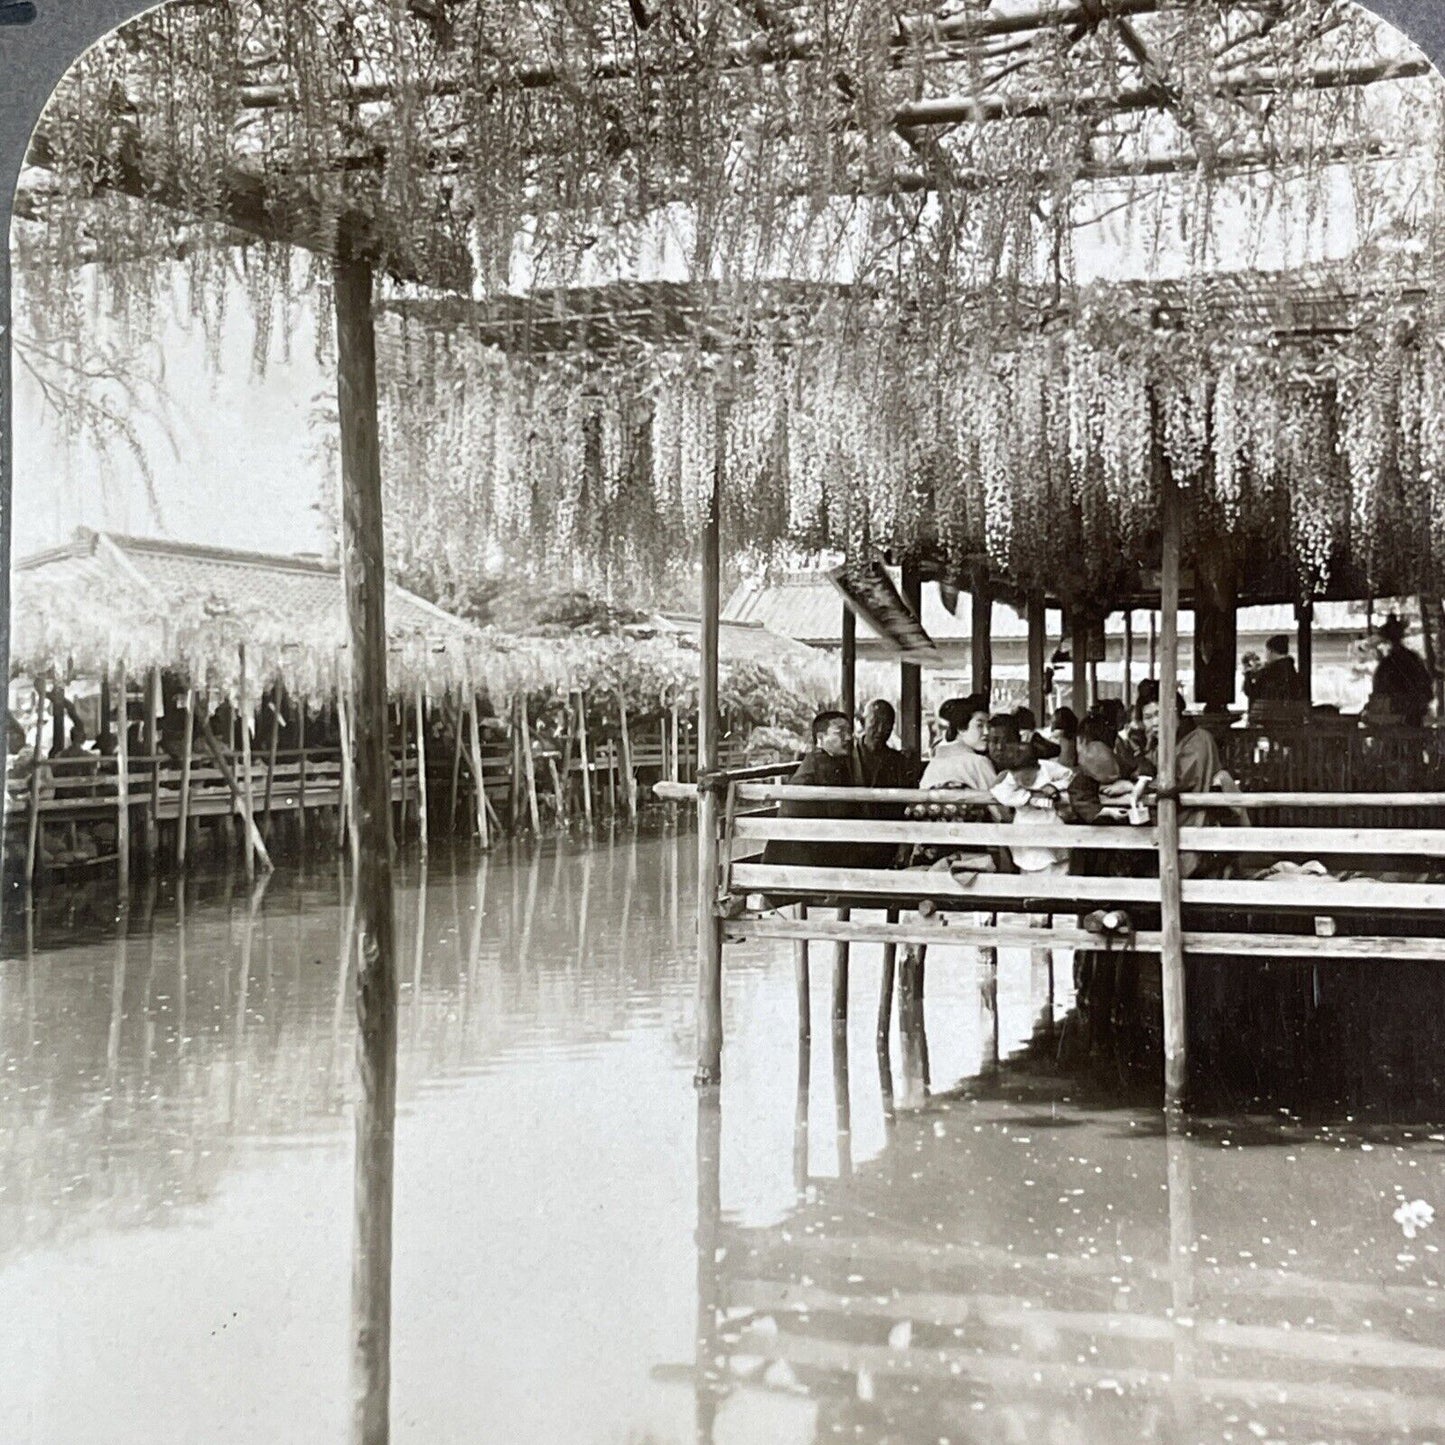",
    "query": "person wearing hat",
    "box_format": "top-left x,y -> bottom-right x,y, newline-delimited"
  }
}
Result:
1367,614 -> 1434,728
1242,634 -> 1305,723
